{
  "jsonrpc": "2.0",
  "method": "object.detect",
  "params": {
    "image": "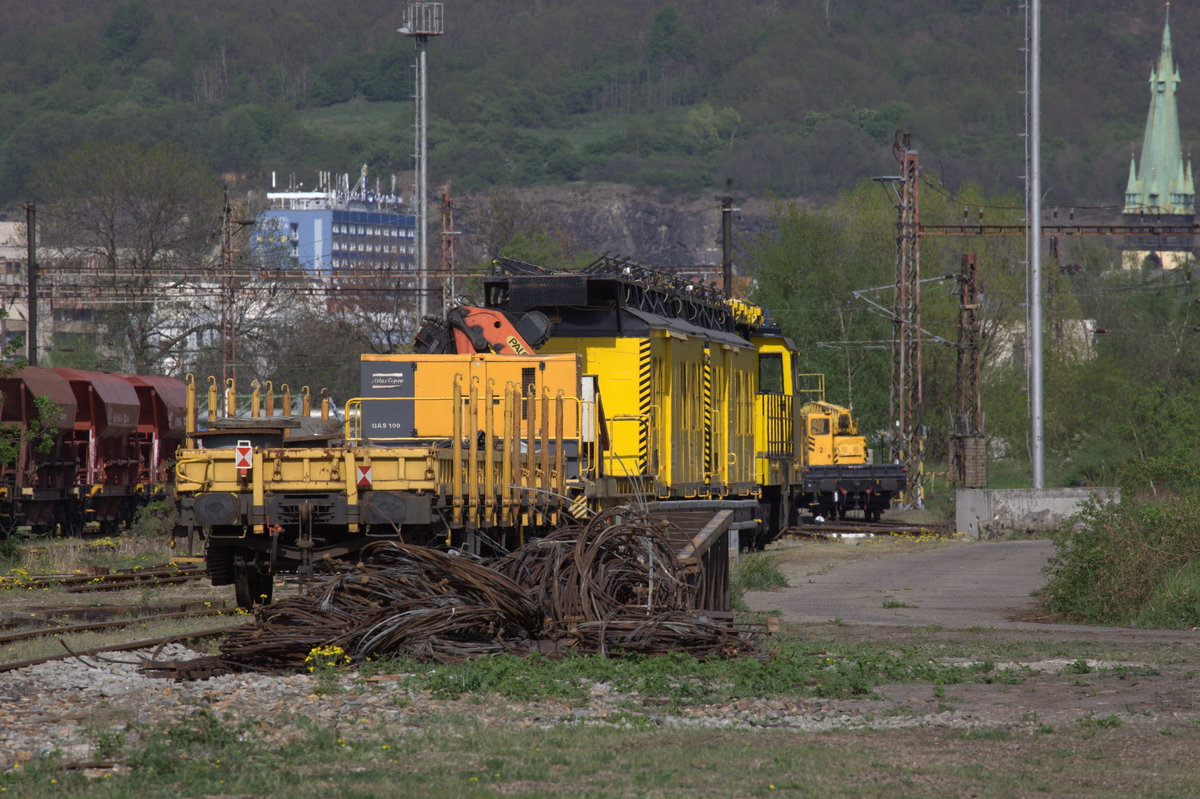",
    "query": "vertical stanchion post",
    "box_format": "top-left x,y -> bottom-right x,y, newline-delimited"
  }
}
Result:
484,380 -> 495,526
524,383 -> 536,533
185,374 -> 197,447
468,378 -> 479,524
502,383 -> 514,526
555,390 -> 565,517
540,387 -> 550,515
452,377 -> 463,525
